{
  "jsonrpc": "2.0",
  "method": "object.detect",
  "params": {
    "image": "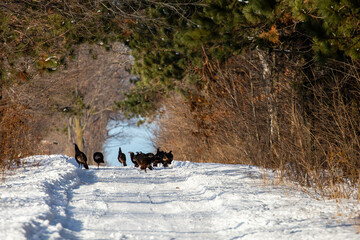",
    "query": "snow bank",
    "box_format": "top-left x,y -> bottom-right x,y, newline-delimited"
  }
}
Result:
0,155 -> 79,240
